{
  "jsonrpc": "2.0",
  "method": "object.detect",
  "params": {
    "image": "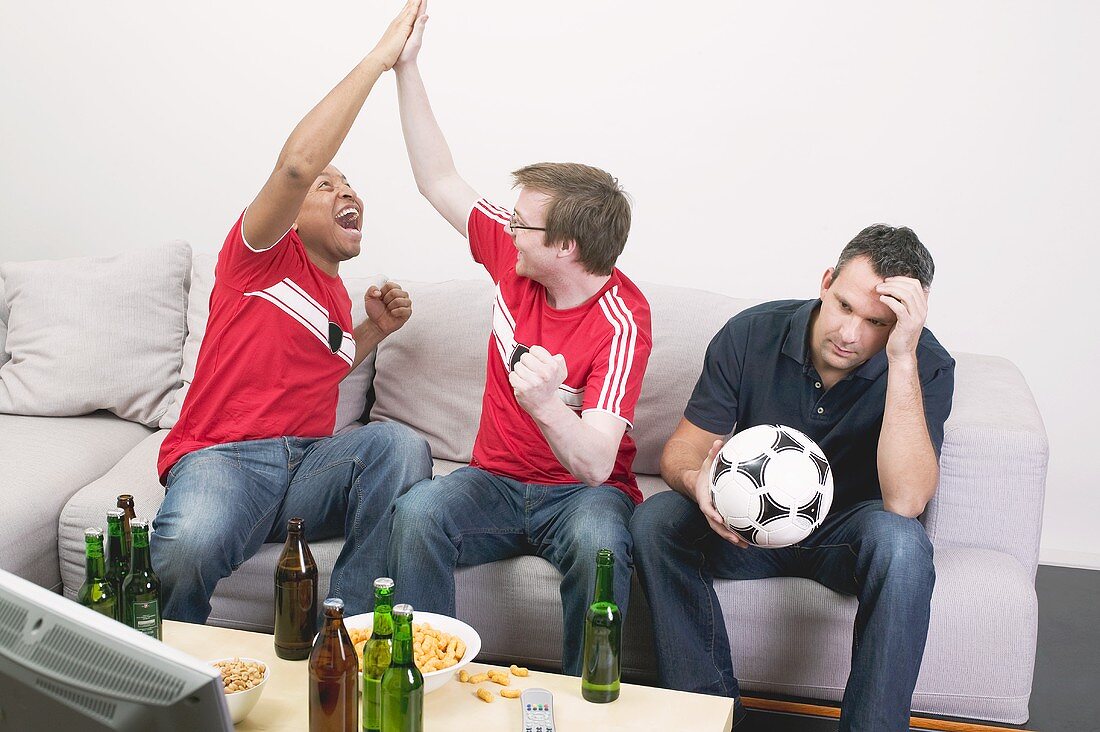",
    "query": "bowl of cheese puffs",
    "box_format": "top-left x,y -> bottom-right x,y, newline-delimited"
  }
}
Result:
344,610 -> 482,694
